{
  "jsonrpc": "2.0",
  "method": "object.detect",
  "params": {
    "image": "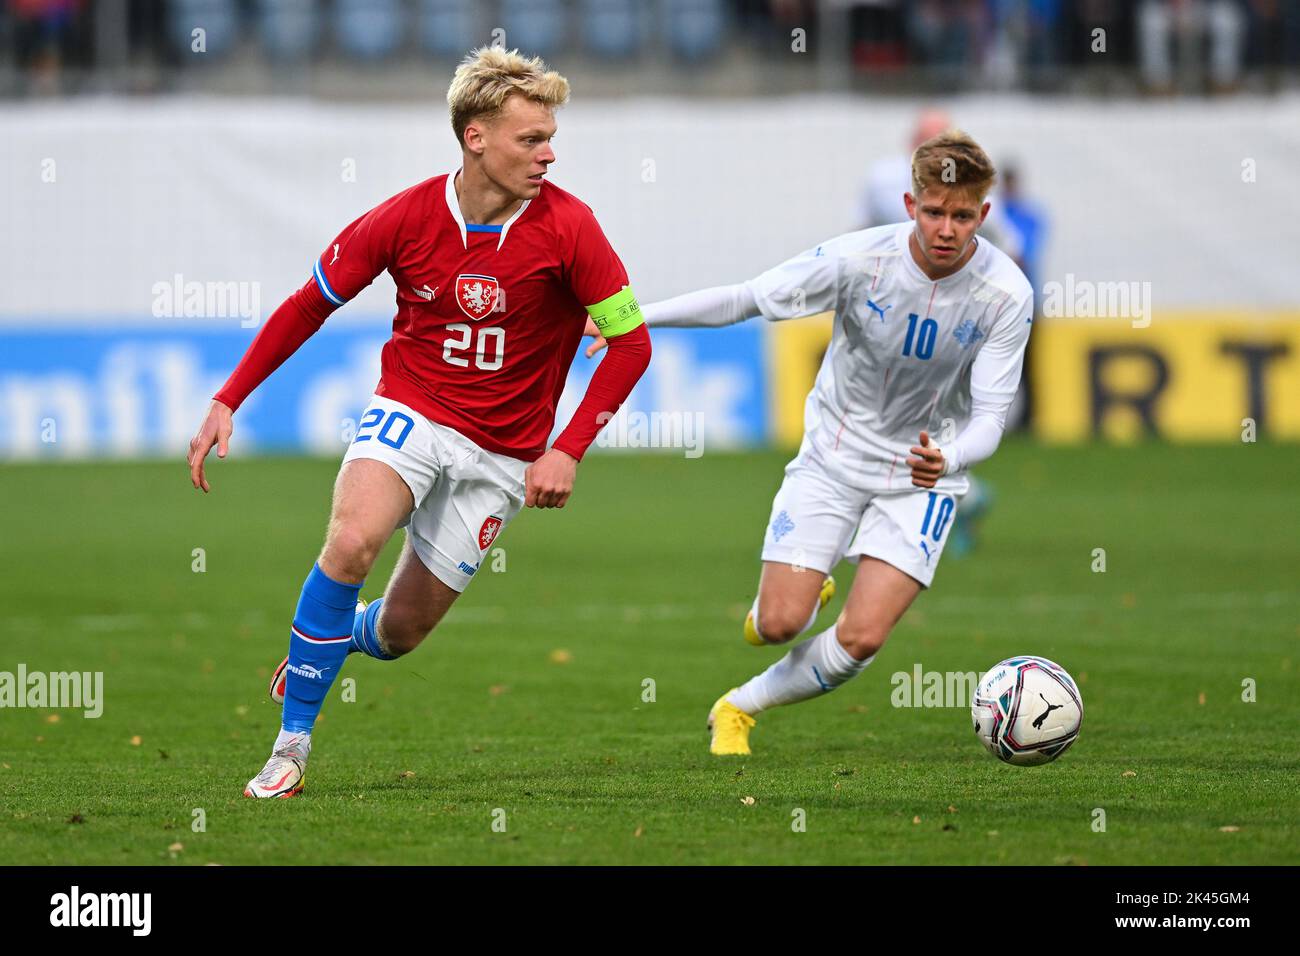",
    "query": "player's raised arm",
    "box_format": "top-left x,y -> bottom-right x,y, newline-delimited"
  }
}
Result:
187,192 -> 406,493
583,238 -> 843,357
